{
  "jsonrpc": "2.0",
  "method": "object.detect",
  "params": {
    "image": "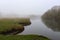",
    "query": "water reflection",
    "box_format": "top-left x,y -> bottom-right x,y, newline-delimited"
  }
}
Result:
20,17 -> 60,40
41,6 -> 60,32
41,6 -> 60,40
